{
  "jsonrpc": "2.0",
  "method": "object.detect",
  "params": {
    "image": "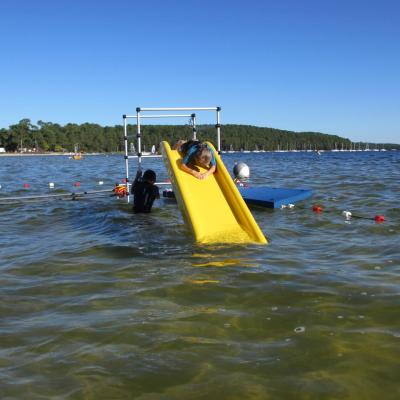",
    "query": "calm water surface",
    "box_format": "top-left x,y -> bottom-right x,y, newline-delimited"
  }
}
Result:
1,151 -> 399,399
